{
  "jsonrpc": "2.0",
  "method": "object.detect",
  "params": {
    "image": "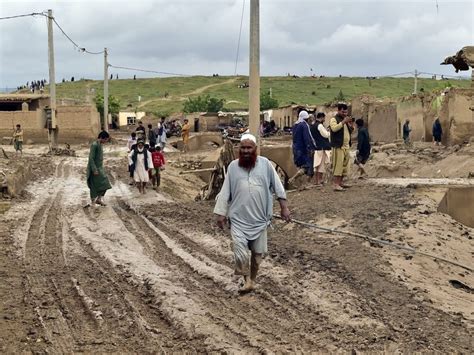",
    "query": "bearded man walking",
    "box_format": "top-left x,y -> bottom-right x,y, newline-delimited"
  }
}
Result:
214,134 -> 291,293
